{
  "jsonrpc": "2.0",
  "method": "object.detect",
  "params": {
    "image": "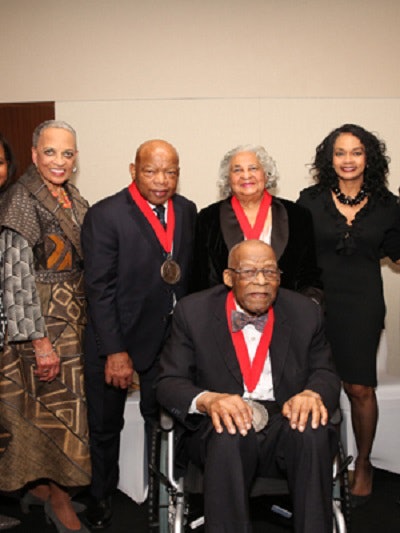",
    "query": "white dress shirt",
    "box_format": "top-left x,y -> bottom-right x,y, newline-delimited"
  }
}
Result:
189,302 -> 275,413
